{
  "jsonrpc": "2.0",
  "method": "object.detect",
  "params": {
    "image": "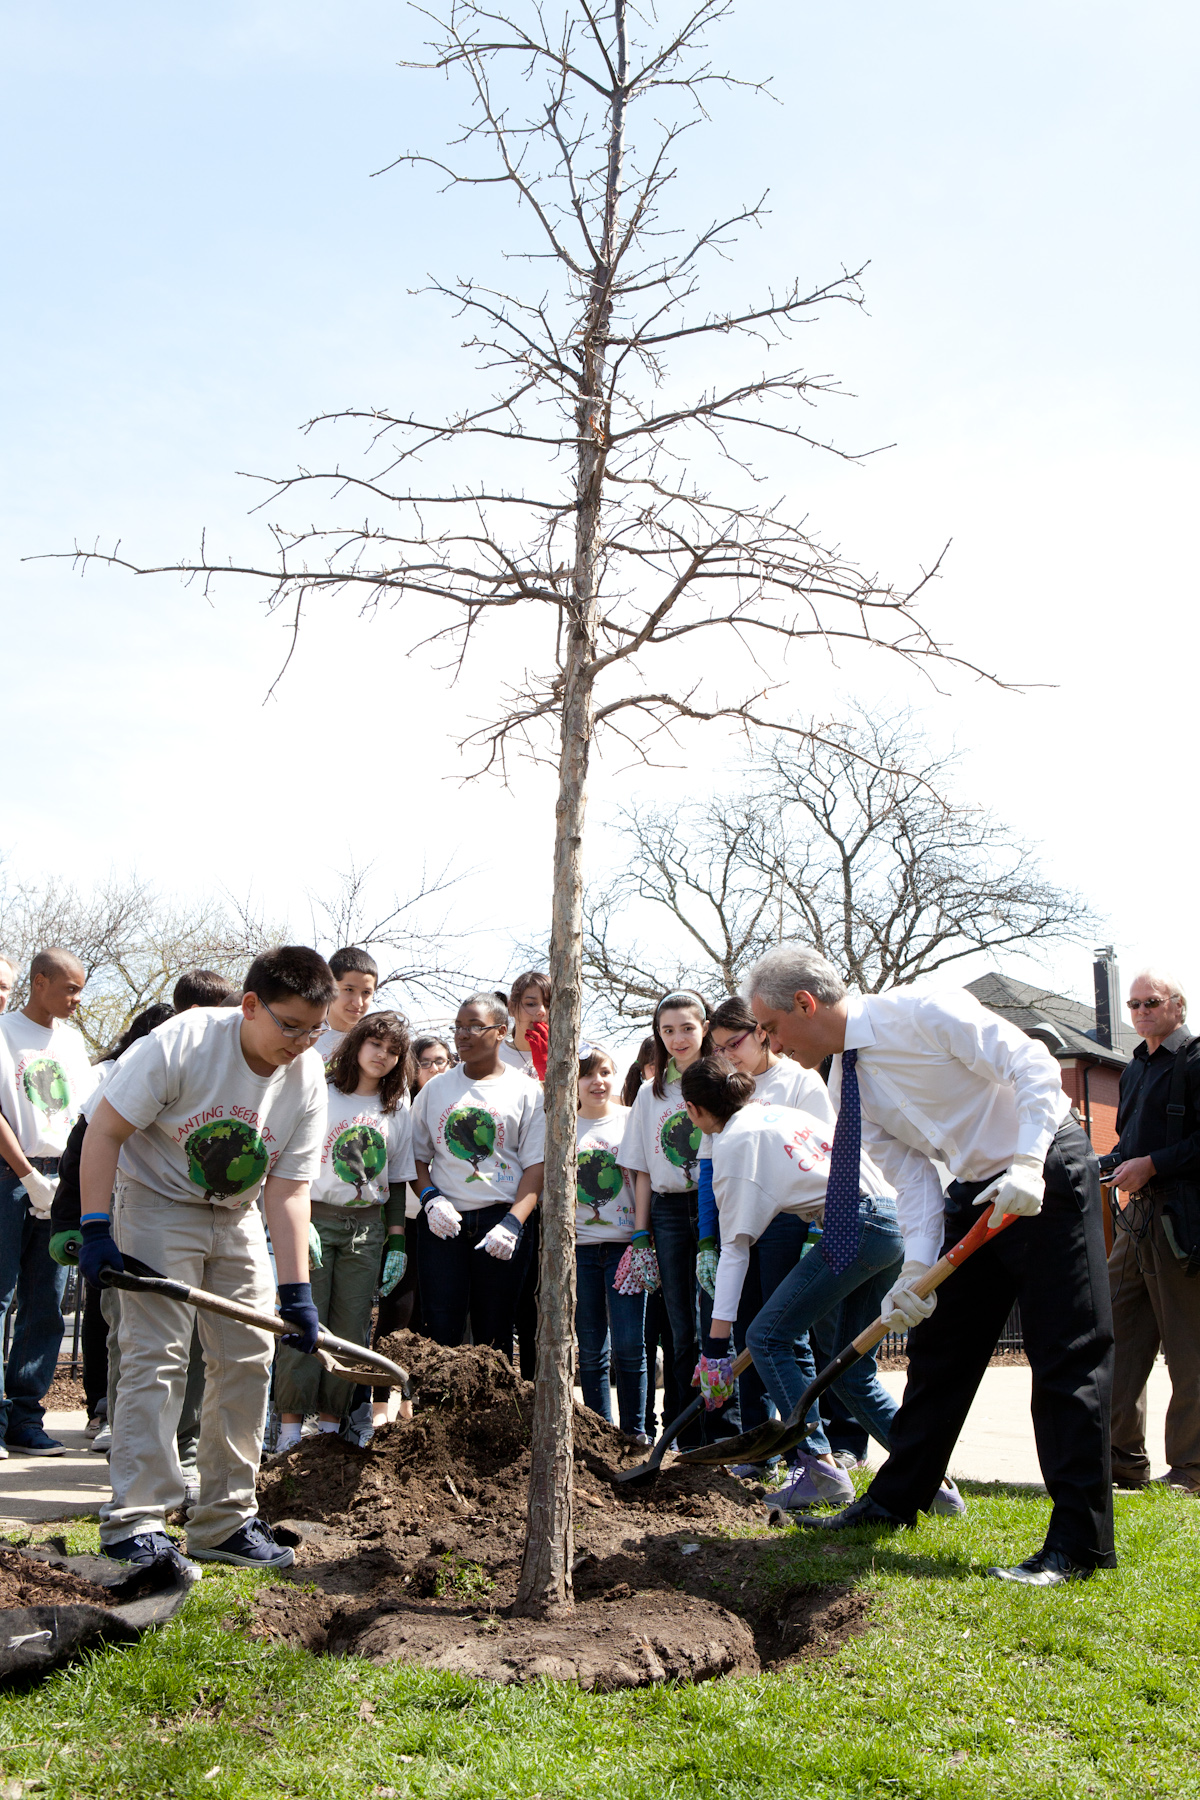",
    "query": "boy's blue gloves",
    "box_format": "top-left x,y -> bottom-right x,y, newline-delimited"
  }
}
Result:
79,1219 -> 124,1287
278,1281 -> 320,1354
